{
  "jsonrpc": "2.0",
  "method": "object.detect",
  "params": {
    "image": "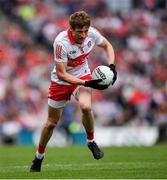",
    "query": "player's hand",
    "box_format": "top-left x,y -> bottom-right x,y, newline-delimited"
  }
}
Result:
84,79 -> 109,90
108,64 -> 117,85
